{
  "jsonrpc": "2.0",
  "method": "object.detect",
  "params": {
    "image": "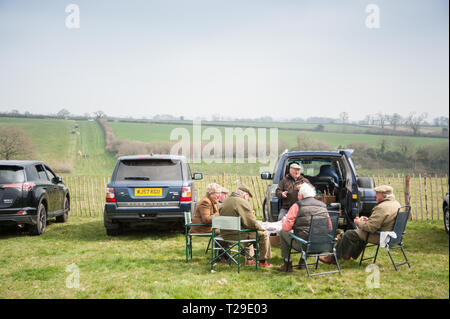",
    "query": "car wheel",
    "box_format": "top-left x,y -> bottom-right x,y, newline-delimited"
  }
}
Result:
56,197 -> 69,223
29,203 -> 47,236
444,206 -> 449,234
